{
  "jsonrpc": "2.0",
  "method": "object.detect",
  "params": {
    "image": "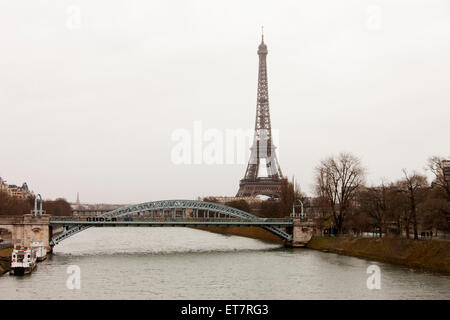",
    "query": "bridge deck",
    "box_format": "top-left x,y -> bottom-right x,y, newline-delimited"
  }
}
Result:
50,217 -> 293,227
